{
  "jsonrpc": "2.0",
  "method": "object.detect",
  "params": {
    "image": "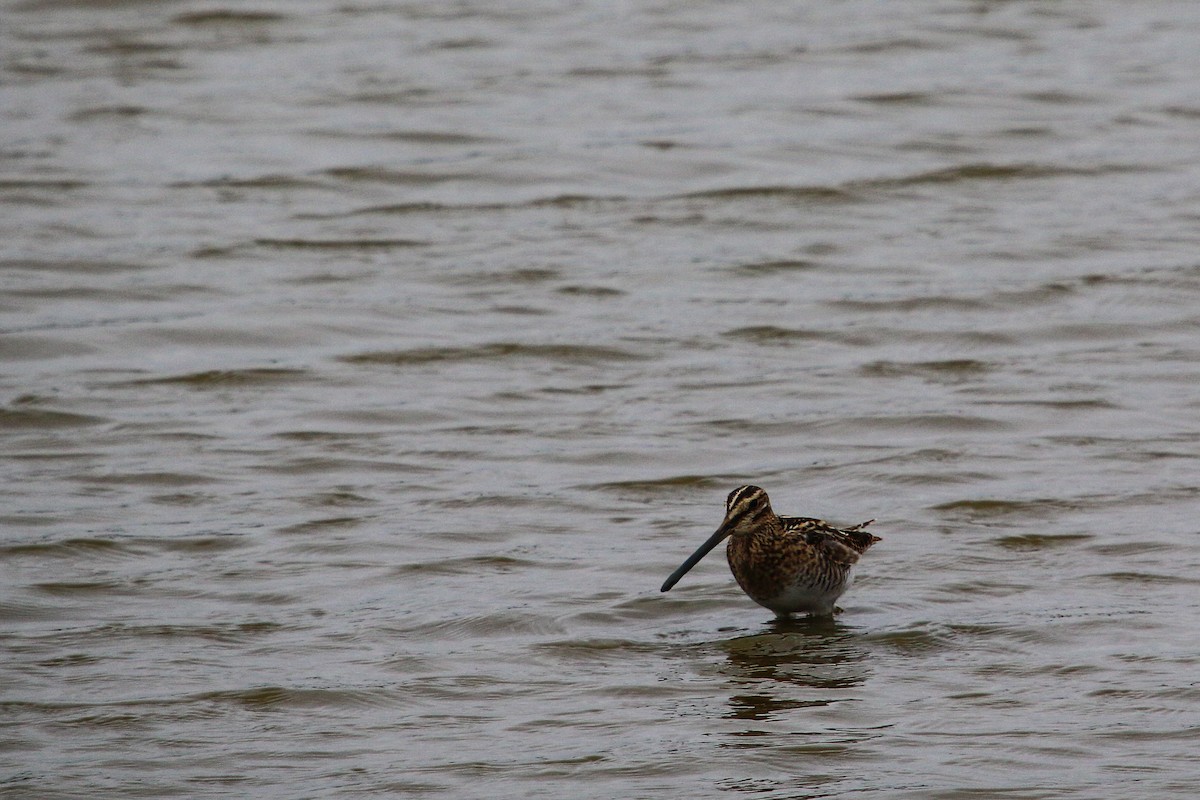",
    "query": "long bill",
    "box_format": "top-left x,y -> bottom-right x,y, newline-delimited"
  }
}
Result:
660,523 -> 732,592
